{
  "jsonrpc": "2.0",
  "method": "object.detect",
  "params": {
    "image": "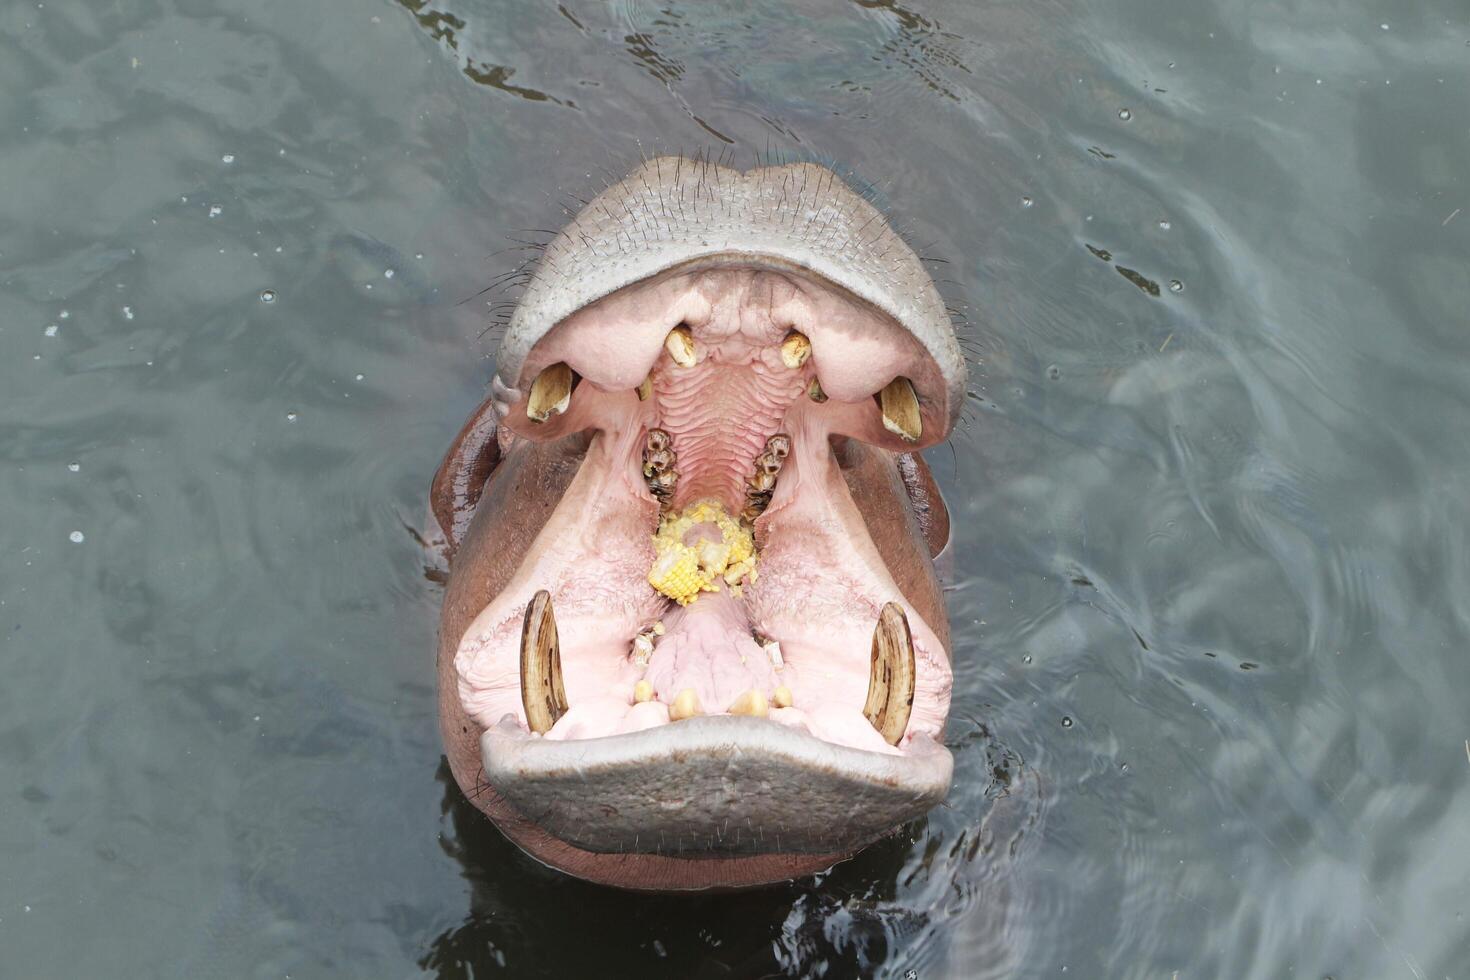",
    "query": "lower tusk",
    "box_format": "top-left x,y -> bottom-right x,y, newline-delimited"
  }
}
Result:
862,602 -> 916,745
772,685 -> 793,709
636,375 -> 653,401
520,590 -> 569,734
878,376 -> 921,442
633,679 -> 655,703
780,330 -> 812,368
728,688 -> 769,718
664,326 -> 697,368
526,363 -> 574,423
670,687 -> 702,721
